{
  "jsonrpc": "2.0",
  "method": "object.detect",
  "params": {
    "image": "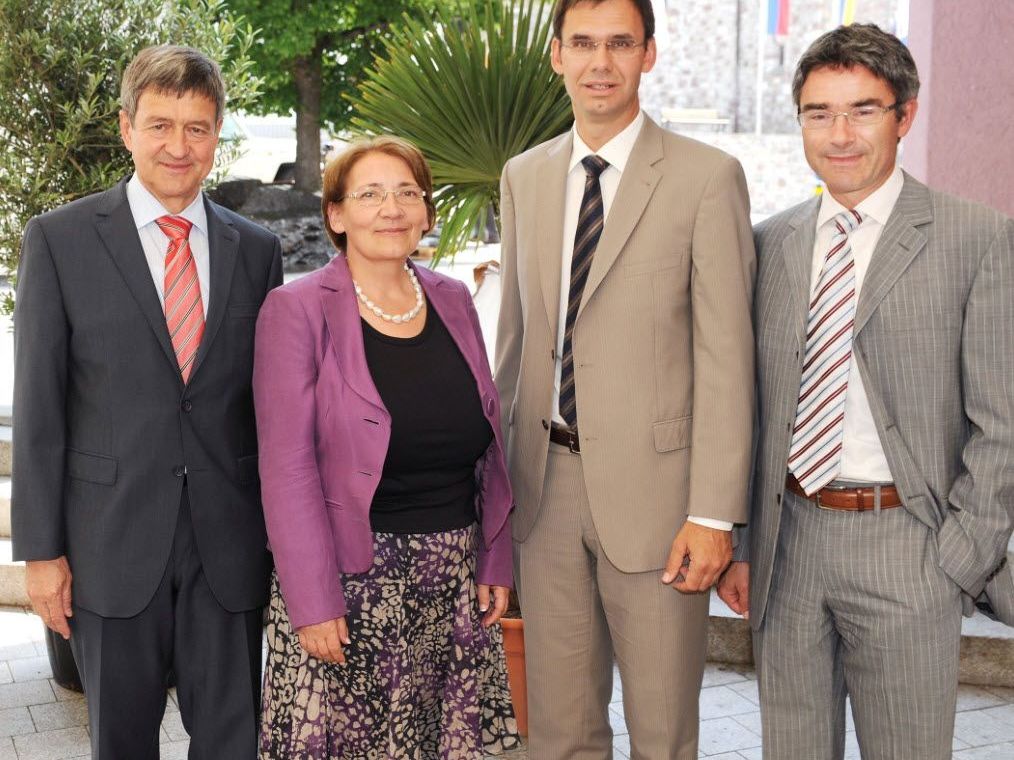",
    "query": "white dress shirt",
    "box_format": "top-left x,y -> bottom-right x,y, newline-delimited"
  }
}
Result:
126,174 -> 211,317
552,112 -> 731,531
810,165 -> 905,483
